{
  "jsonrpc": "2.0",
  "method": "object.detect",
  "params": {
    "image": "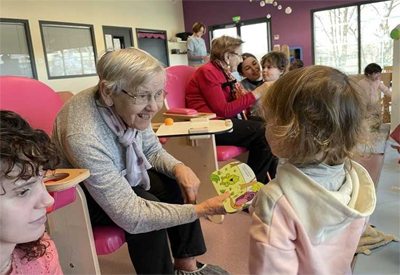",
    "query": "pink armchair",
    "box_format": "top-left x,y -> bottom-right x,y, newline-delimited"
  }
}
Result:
164,65 -> 248,161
